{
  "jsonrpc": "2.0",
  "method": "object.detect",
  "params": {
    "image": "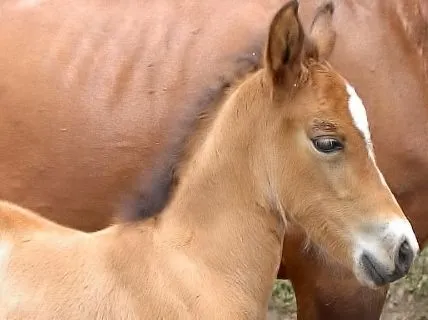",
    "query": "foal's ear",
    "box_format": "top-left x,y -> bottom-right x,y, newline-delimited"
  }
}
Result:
307,2 -> 336,61
265,0 -> 305,89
